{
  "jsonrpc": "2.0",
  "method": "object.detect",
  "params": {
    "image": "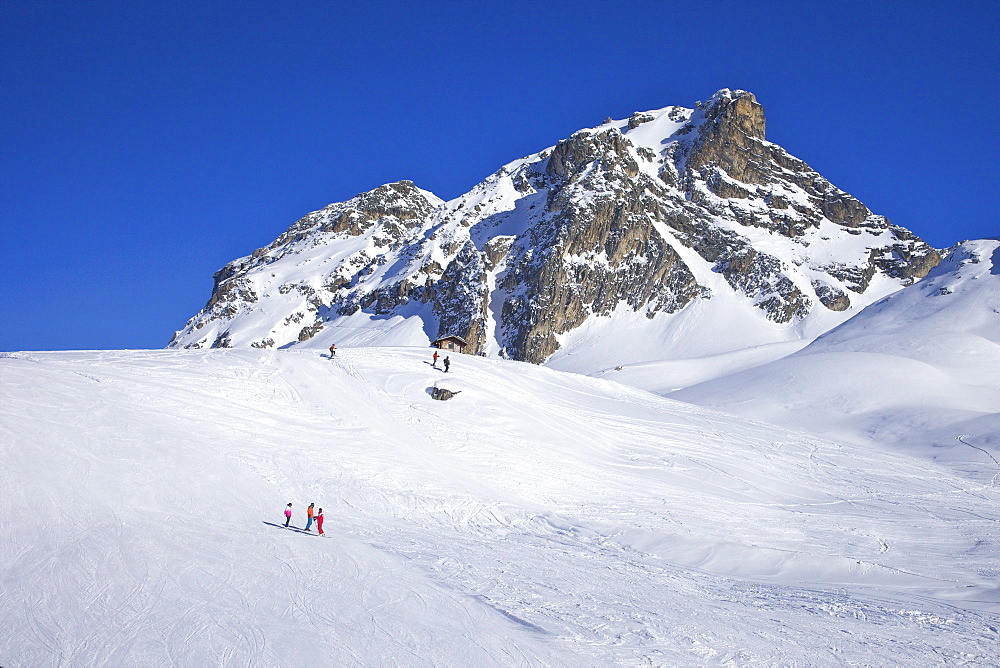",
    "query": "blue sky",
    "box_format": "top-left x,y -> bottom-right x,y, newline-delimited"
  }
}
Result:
2,1 -> 997,351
